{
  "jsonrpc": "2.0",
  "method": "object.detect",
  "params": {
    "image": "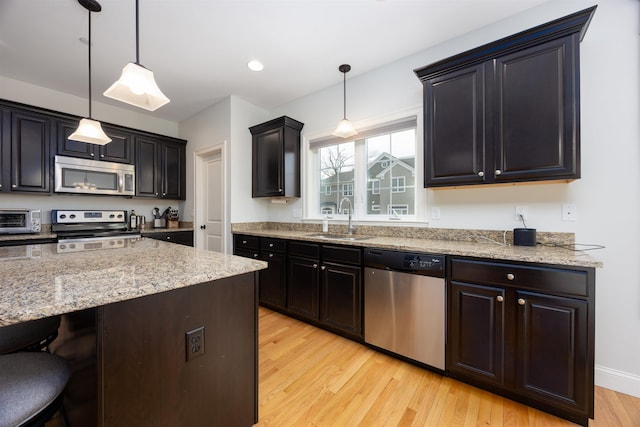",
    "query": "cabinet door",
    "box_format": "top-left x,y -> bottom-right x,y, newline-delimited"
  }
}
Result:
259,252 -> 287,310
448,281 -> 506,387
494,35 -> 579,182
57,119 -> 96,160
424,63 -> 486,187
135,136 -> 160,198
161,141 -> 184,199
321,262 -> 362,339
252,128 -> 283,197
515,290 -> 589,414
100,125 -> 133,164
10,110 -> 50,192
287,256 -> 320,320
